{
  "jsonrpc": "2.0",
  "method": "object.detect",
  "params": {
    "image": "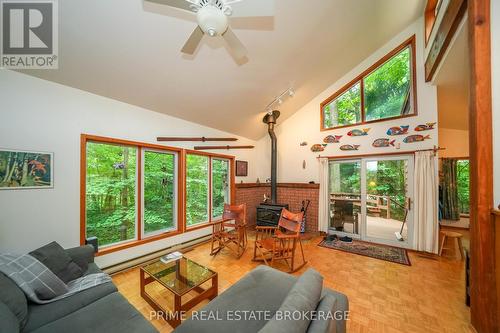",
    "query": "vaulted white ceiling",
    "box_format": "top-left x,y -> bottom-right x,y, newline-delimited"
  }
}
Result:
21,0 -> 425,139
